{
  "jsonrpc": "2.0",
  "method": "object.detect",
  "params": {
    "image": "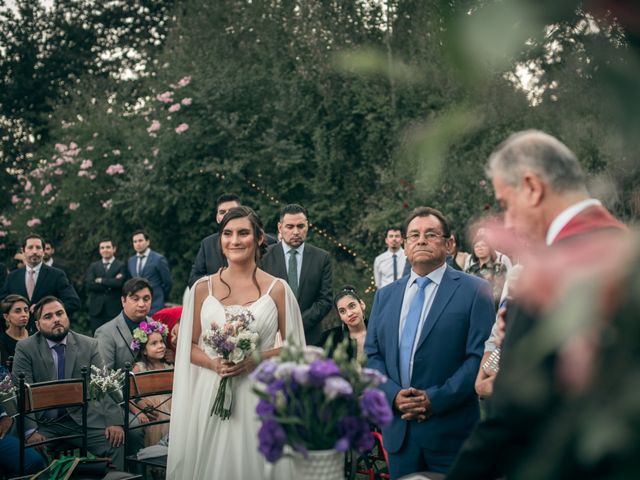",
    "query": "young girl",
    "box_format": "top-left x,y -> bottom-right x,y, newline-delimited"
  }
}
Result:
324,285 -> 368,359
129,320 -> 173,446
